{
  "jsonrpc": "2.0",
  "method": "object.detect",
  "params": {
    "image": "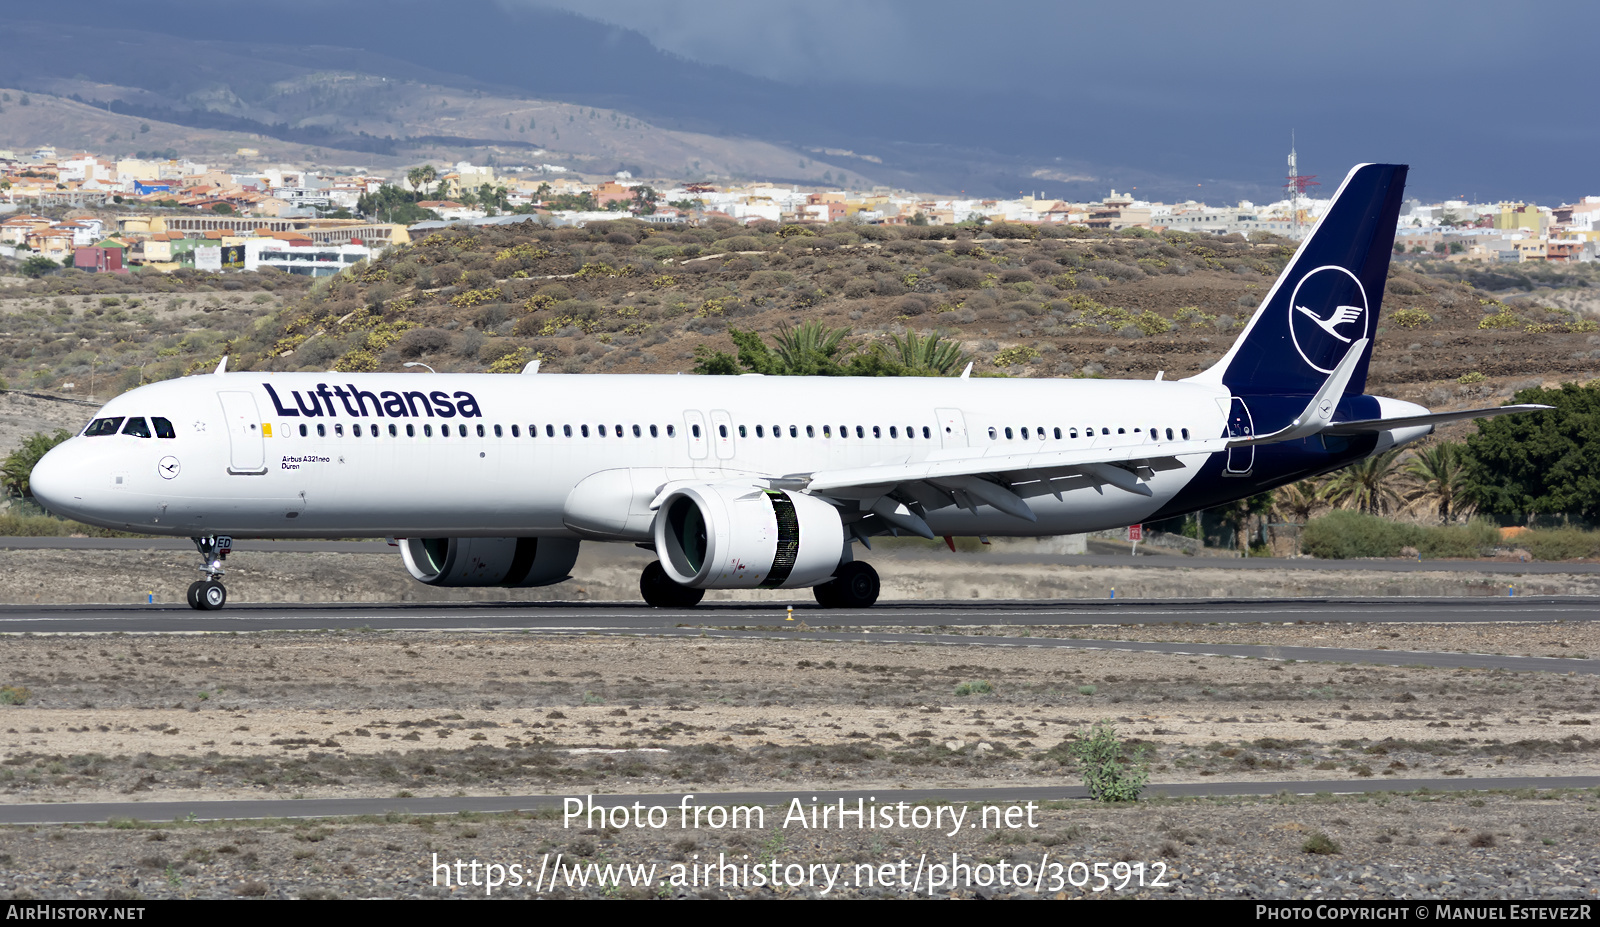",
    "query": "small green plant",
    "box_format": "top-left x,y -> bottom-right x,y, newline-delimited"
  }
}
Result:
1391,308 -> 1433,329
1457,371 -> 1486,385
0,685 -> 30,705
955,680 -> 994,696
1077,685 -> 1097,696
1302,831 -> 1342,855
992,346 -> 1041,367
1068,721 -> 1148,802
